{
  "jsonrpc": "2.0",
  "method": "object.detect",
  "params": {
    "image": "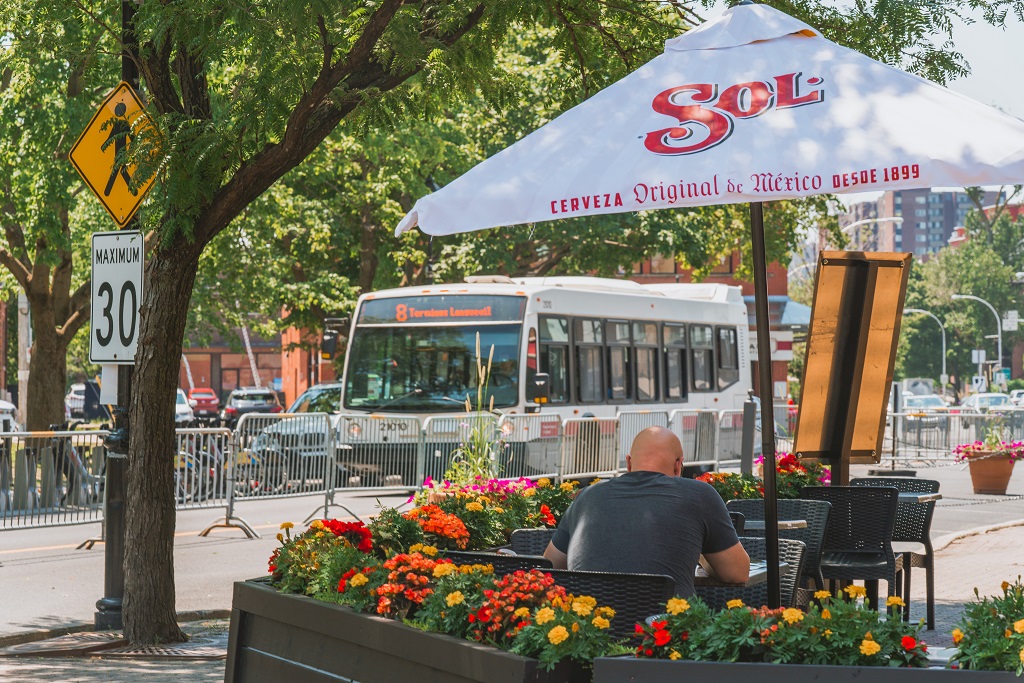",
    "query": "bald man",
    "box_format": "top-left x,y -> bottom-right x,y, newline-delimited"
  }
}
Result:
543,426 -> 749,596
